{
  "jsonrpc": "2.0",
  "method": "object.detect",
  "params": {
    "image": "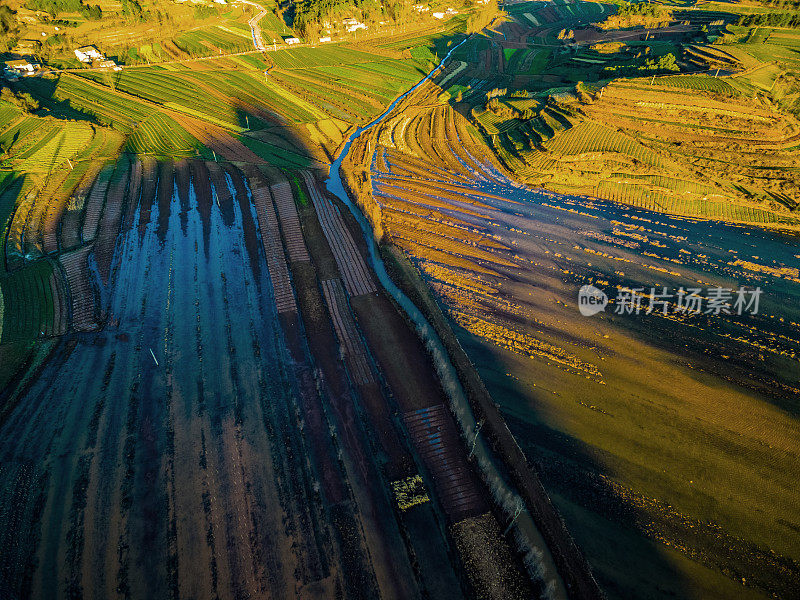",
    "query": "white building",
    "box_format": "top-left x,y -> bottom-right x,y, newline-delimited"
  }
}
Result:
74,45 -> 103,63
7,60 -> 37,73
346,21 -> 366,32
432,11 -> 445,18
285,37 -> 300,45
319,36 -> 332,43
99,59 -> 121,71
